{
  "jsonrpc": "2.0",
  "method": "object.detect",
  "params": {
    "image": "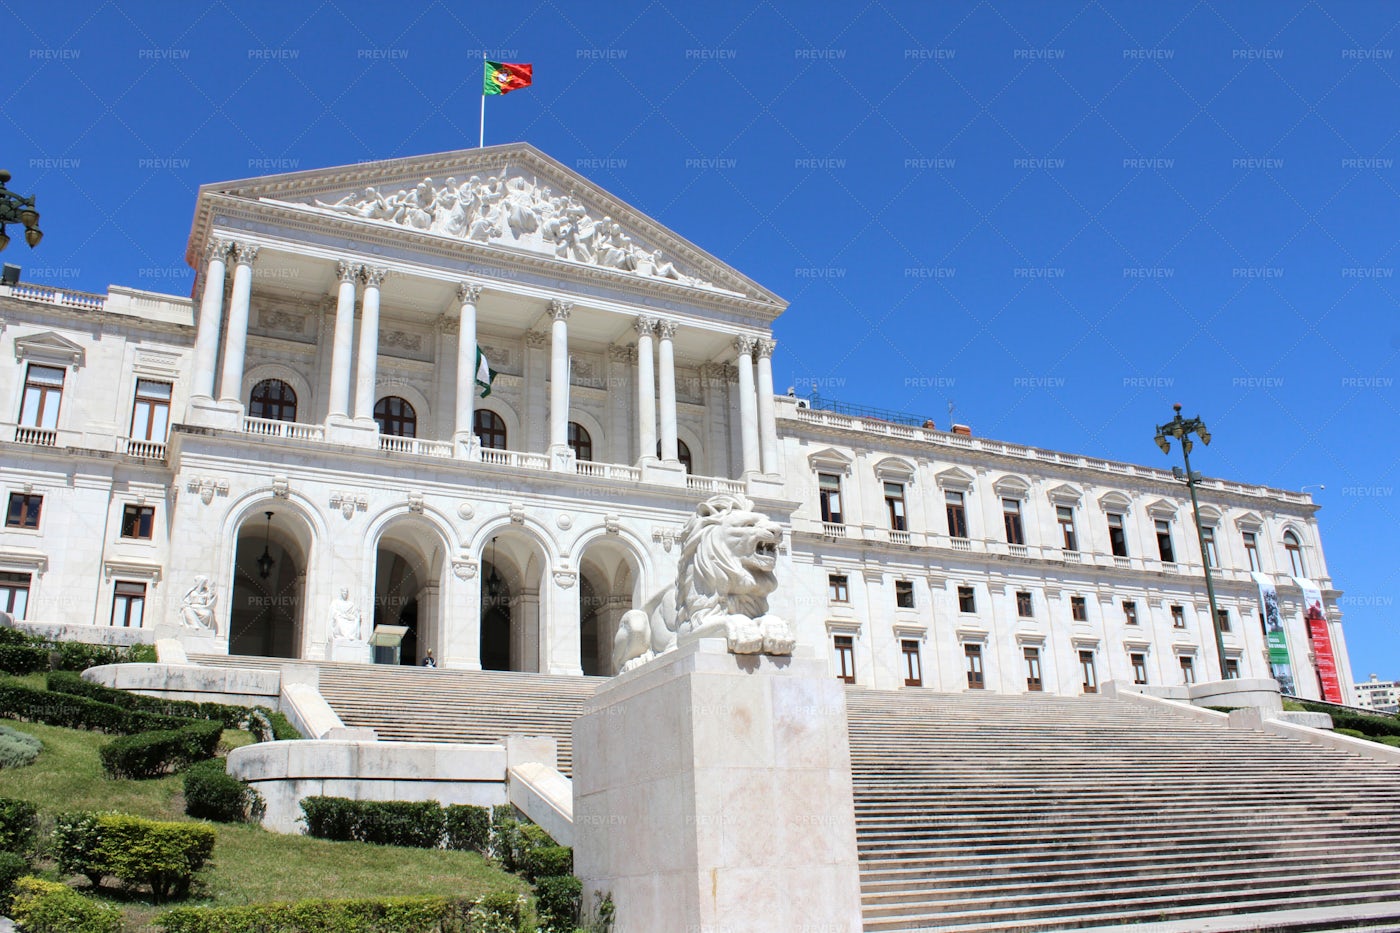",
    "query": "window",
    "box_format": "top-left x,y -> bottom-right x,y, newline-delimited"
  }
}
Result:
828,574 -> 849,603
1216,608 -> 1231,633
373,396 -> 416,437
1170,605 -> 1186,628
884,482 -> 907,532
834,635 -> 855,684
894,580 -> 915,609
818,473 -> 843,524
475,409 -> 507,449
130,380 -> 172,441
964,644 -> 984,689
1155,519 -> 1175,563
1057,506 -> 1078,551
1002,498 -> 1025,545
1107,512 -> 1128,557
5,494 -> 41,529
120,504 -> 155,539
1123,600 -> 1139,626
1284,531 -> 1305,576
0,572 -> 30,619
1242,531 -> 1261,571
248,378 -> 297,422
1131,652 -> 1148,685
677,439 -> 693,474
1201,526 -> 1218,568
1016,591 -> 1034,618
1070,596 -> 1088,622
1024,647 -> 1042,692
111,581 -> 146,627
567,422 -> 592,461
945,490 -> 968,539
1179,655 -> 1196,685
1224,658 -> 1240,680
1080,650 -> 1098,694
901,640 -> 922,687
957,585 -> 976,613
19,364 -> 64,429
